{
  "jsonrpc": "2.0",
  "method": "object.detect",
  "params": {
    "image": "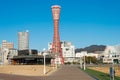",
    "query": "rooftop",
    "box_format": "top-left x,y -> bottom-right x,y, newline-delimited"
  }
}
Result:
51,5 -> 61,8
